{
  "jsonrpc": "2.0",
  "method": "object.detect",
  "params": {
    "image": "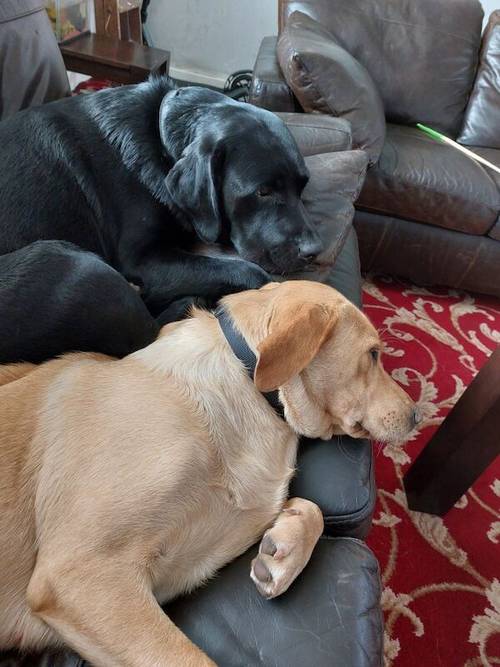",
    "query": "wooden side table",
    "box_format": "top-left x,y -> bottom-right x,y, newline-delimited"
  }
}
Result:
404,346 -> 500,515
60,33 -> 170,84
